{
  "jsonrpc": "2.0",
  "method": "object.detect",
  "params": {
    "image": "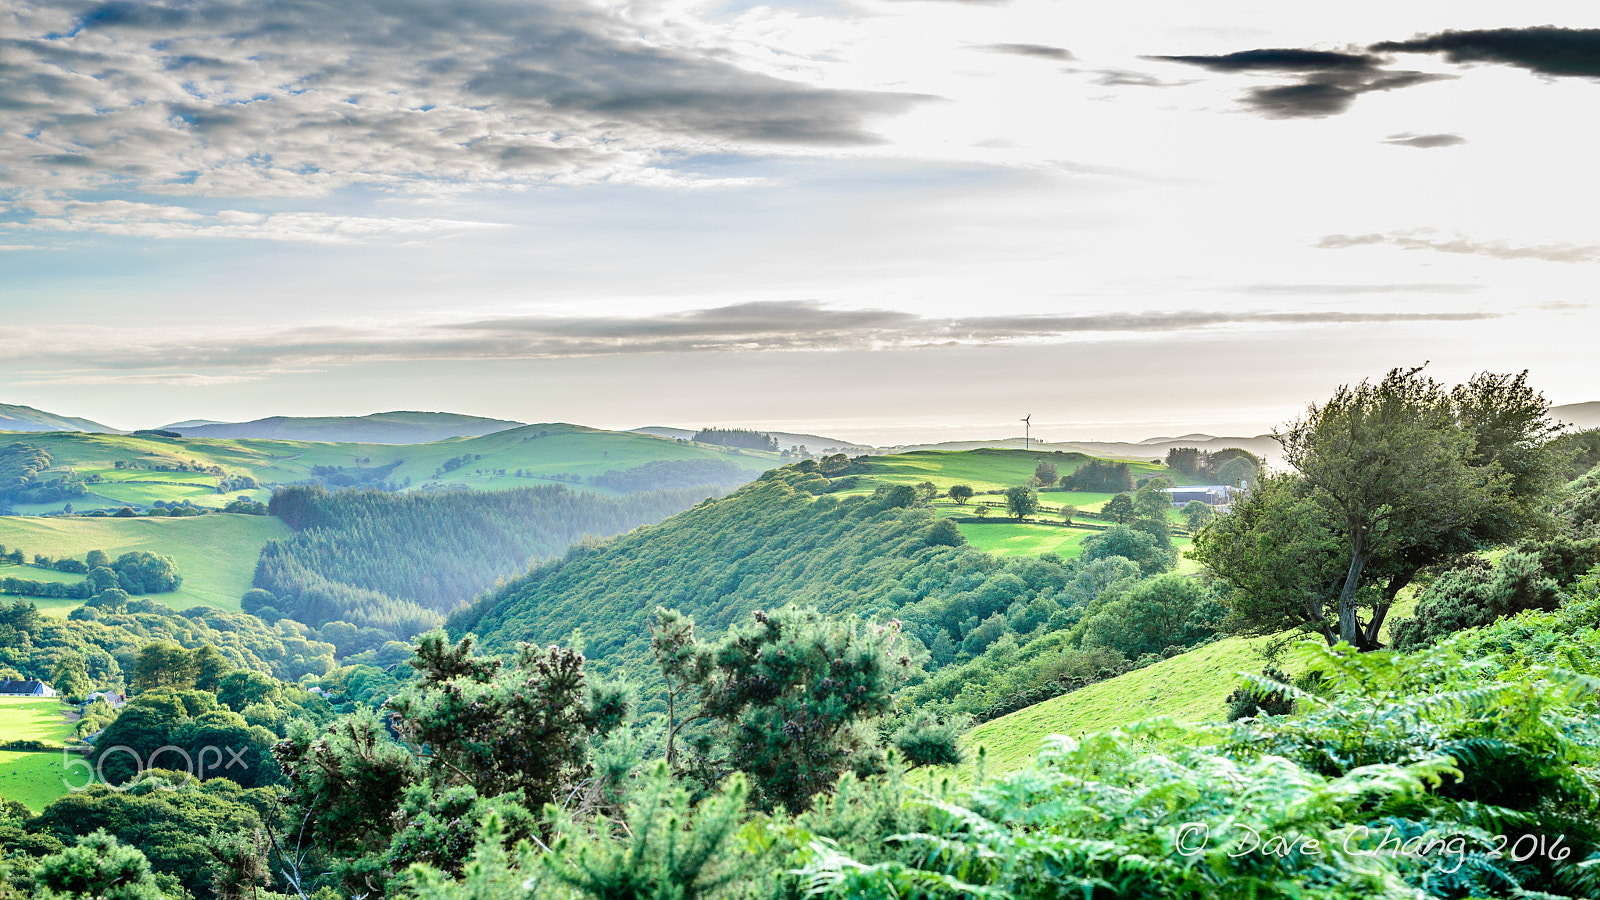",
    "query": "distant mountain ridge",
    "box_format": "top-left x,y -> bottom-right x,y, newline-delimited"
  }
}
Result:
0,403 -> 117,434
629,426 -> 876,455
1552,402 -> 1600,431
165,410 -> 526,444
